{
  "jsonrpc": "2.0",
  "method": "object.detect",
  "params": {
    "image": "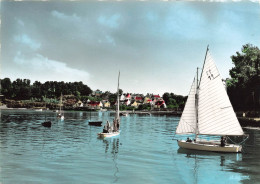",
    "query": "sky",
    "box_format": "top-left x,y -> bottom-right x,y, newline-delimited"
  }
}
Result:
1,0 -> 260,96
